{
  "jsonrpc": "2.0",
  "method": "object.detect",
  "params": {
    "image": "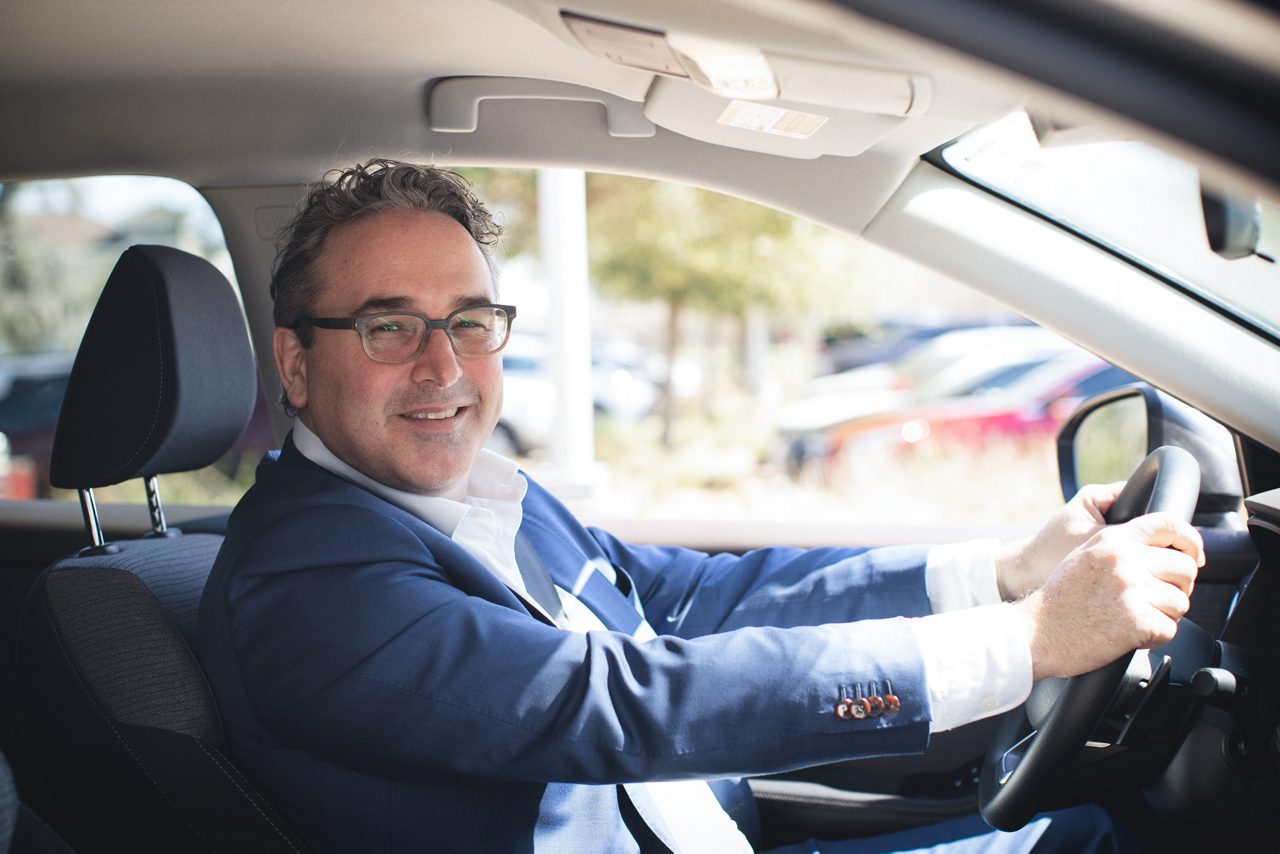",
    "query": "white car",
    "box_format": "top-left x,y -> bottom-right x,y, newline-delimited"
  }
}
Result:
490,333 -> 658,456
